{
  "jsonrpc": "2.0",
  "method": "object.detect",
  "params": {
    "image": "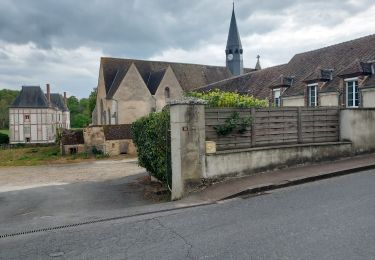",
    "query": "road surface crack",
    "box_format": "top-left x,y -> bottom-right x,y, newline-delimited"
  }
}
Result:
153,218 -> 194,259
